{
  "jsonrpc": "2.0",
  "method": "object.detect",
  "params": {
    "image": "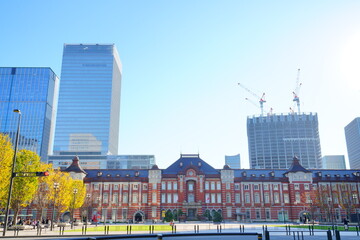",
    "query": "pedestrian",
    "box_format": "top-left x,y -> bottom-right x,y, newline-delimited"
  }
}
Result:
343,218 -> 349,231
